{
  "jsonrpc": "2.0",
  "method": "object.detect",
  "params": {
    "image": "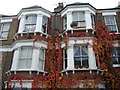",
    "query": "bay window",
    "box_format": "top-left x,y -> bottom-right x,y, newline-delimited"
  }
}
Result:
11,45 -> 46,71
0,23 -> 10,39
112,48 -> 120,67
104,16 -> 118,32
74,46 -> 89,68
25,15 -> 37,32
72,11 -> 85,27
63,39 -> 97,70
